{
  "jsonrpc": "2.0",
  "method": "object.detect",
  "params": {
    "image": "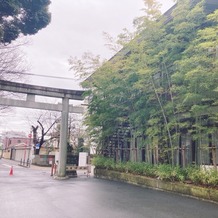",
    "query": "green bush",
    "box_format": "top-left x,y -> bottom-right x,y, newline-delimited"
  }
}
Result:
155,164 -> 185,182
187,168 -> 218,187
184,166 -> 205,184
115,161 -> 126,172
207,170 -> 218,187
92,156 -> 113,169
142,163 -> 157,178
92,156 -> 218,187
91,156 -> 104,168
125,162 -> 145,175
